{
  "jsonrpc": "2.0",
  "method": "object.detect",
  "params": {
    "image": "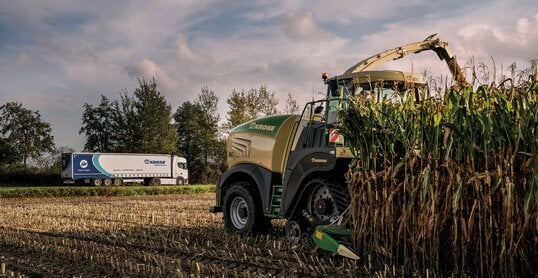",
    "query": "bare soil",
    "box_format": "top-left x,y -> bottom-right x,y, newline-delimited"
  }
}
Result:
0,194 -> 363,277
